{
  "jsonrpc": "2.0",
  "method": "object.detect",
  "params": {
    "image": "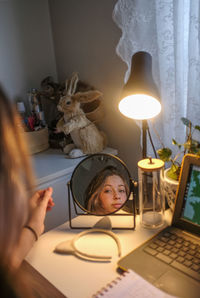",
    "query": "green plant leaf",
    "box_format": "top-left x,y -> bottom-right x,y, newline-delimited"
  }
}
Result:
172,138 -> 181,149
172,139 -> 178,145
167,164 -> 180,181
184,139 -> 200,153
157,147 -> 172,162
181,117 -> 192,127
191,140 -> 200,152
194,125 -> 200,131
196,150 -> 200,156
